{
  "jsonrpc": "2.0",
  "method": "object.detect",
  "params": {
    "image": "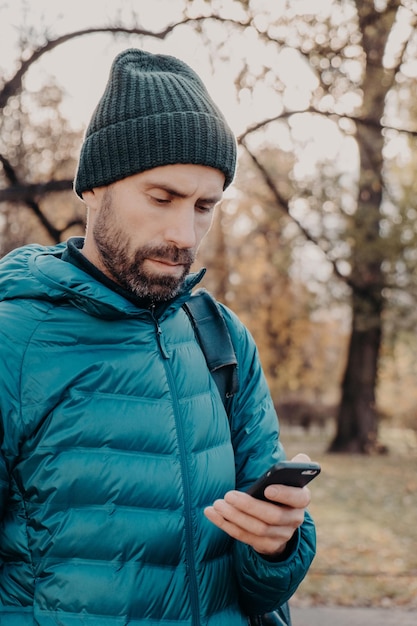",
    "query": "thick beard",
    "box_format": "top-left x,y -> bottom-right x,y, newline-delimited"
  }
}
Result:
92,189 -> 195,302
